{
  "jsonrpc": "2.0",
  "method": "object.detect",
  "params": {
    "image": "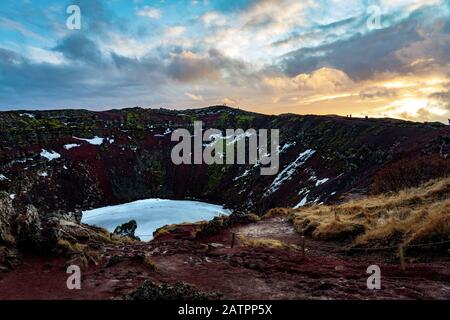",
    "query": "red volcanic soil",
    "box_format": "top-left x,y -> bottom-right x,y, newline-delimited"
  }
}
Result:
0,217 -> 449,300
